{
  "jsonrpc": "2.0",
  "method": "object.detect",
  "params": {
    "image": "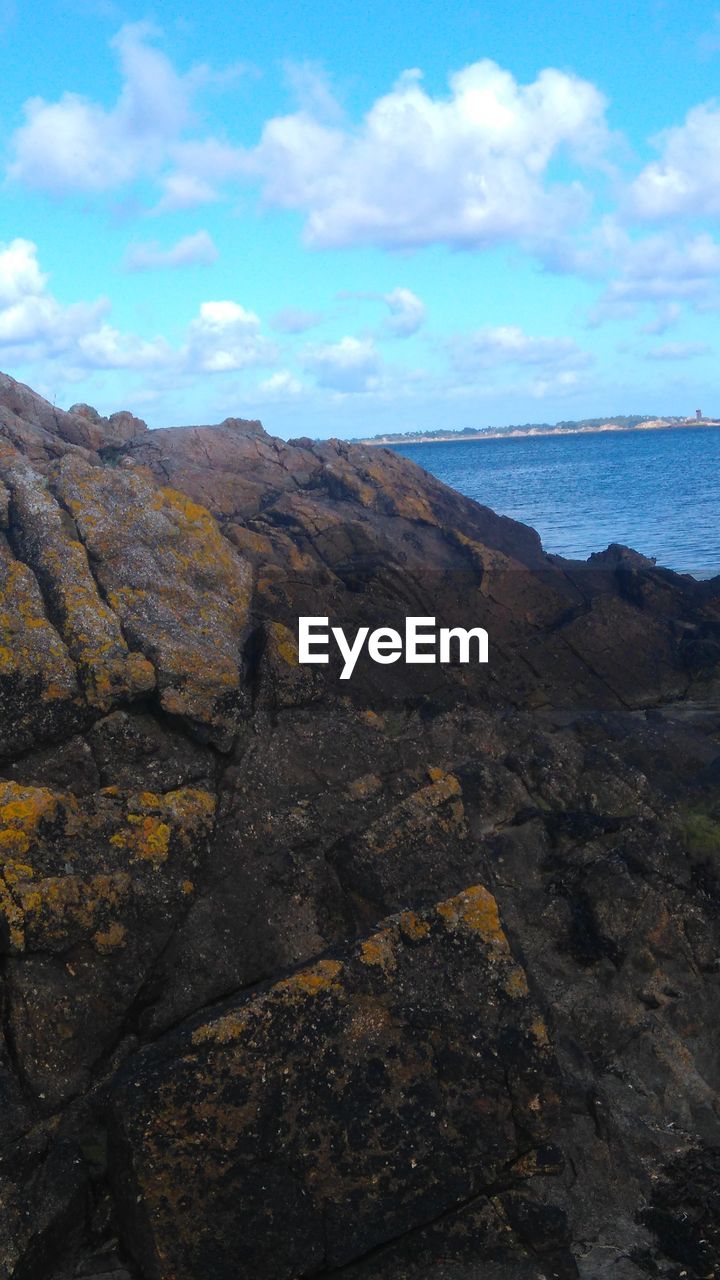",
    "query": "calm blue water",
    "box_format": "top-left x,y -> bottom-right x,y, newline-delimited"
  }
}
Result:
392,427 -> 720,579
